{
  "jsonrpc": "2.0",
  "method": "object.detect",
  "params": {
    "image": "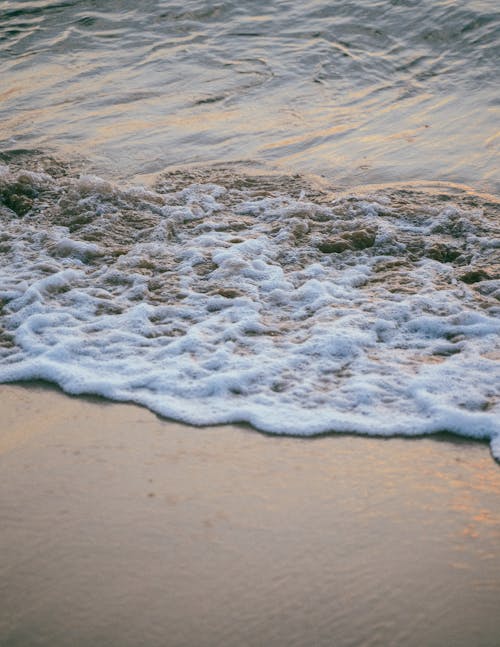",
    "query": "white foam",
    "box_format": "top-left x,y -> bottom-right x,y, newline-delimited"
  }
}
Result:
0,167 -> 499,458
